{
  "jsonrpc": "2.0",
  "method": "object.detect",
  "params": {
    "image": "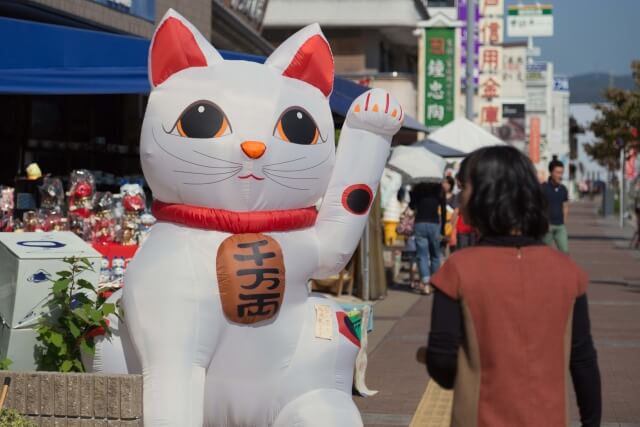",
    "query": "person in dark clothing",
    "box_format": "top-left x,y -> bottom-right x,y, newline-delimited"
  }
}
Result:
426,146 -> 601,427
409,182 -> 446,295
541,158 -> 570,253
